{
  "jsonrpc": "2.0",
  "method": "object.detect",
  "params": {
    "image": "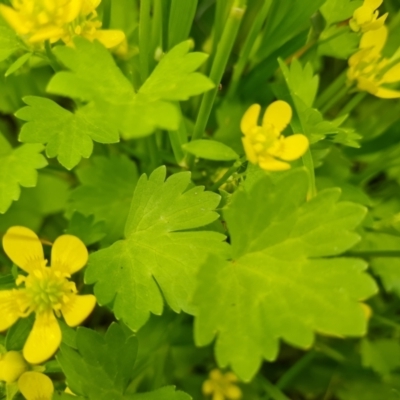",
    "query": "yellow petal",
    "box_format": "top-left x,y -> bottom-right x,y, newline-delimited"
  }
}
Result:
65,0 -> 83,22
279,134 -> 309,161
357,76 -> 379,94
61,294 -> 96,327
364,0 -> 383,9
212,392 -> 225,400
18,372 -> 54,400
23,311 -> 61,364
259,155 -> 290,171
28,26 -> 65,43
225,385 -> 242,399
353,5 -> 374,25
0,351 -> 28,383
262,100 -> 292,133
0,290 -> 24,331
360,25 -> 387,54
363,12 -> 388,31
81,0 -> 101,15
242,137 -> 258,164
93,30 -> 126,48
2,227 -> 44,273
0,5 -> 30,34
240,104 -> 261,134
202,380 -> 215,395
51,235 -> 88,275
381,63 -> 400,83
374,87 -> 400,98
